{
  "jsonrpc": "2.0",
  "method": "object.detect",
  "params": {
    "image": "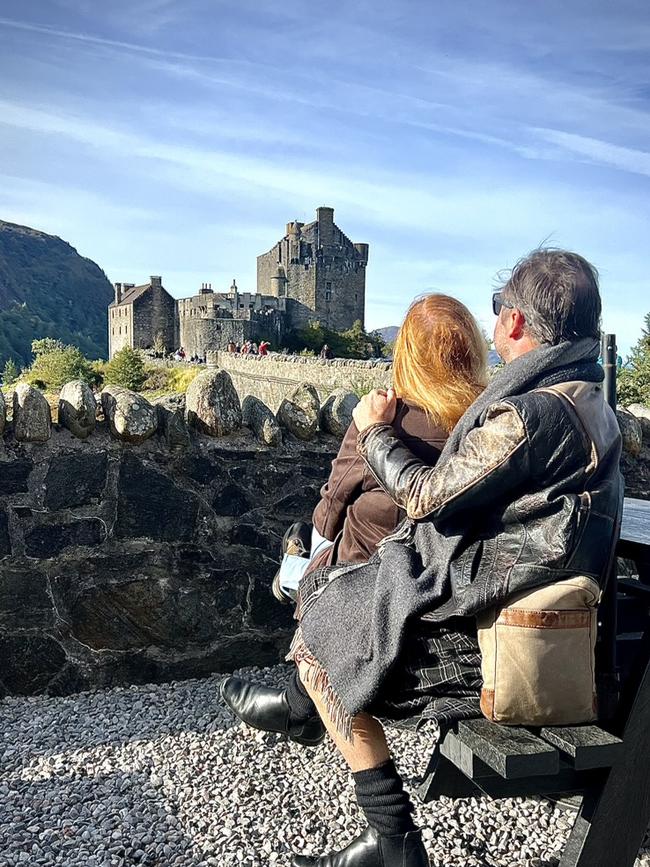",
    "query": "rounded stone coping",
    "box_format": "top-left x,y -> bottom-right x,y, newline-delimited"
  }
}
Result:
211,350 -> 391,371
